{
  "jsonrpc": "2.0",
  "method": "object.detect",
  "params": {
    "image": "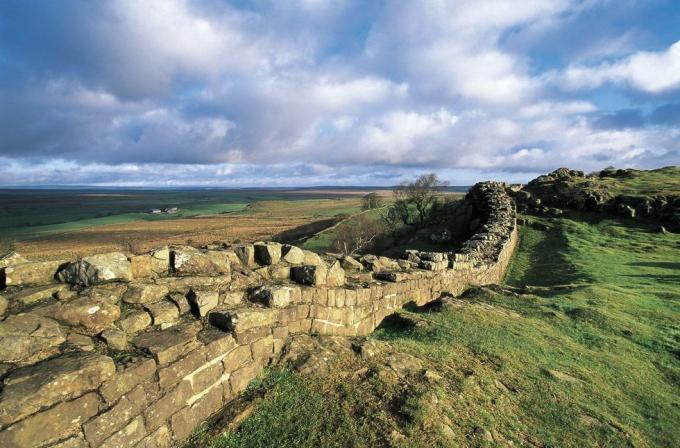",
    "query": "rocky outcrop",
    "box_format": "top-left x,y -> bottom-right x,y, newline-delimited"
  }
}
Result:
512,167 -> 680,230
0,181 -> 517,447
